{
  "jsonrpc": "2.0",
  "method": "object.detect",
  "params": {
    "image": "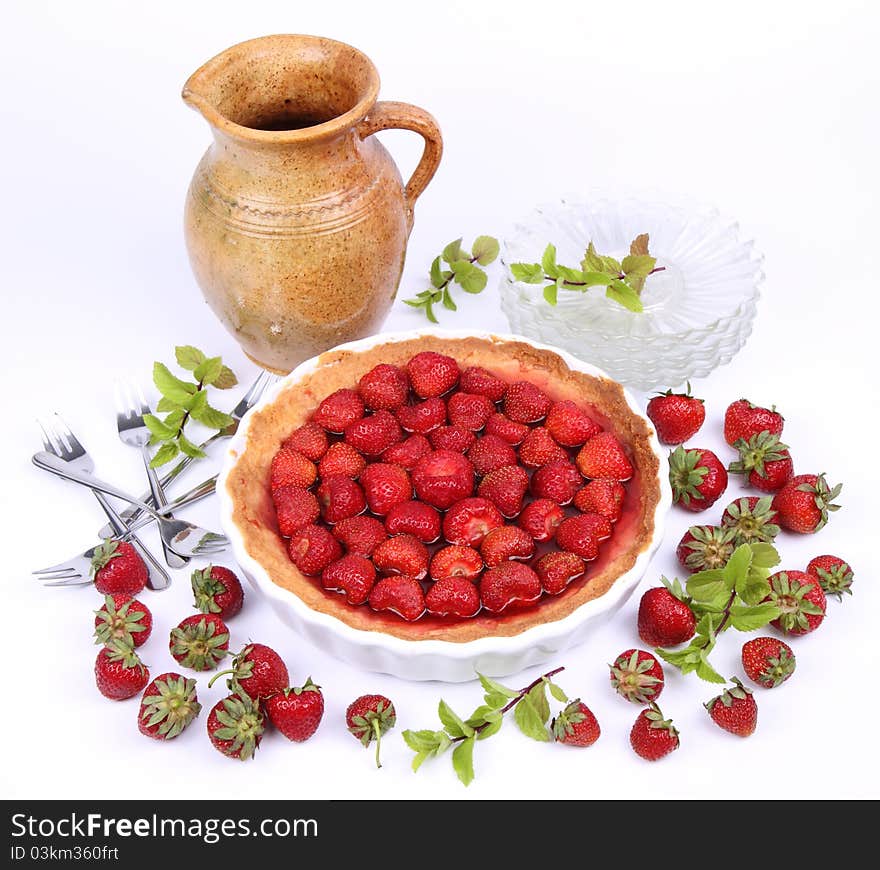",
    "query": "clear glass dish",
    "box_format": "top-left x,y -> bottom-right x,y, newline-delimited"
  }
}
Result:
499,194 -> 764,391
